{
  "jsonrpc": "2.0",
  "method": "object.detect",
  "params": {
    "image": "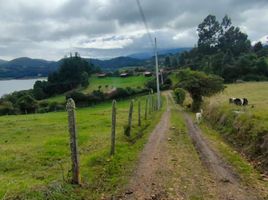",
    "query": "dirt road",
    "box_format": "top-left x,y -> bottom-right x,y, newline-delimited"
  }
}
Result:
120,92 -> 263,200
121,96 -> 171,199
